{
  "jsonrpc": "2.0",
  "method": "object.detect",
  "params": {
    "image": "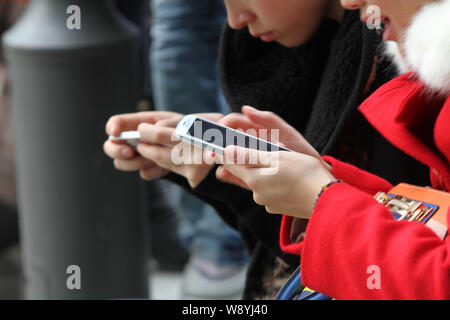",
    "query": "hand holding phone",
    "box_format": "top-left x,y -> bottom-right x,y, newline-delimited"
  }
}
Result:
175,115 -> 292,155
